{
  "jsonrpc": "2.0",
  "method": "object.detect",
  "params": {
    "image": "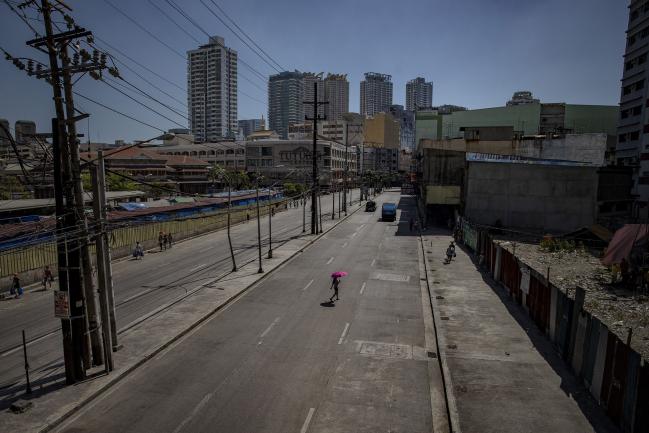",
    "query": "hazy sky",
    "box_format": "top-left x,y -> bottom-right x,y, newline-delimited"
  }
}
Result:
0,0 -> 629,143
